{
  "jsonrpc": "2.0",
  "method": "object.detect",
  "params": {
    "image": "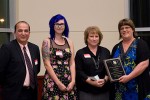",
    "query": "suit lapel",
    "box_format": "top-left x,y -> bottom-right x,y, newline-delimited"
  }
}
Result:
13,40 -> 26,65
